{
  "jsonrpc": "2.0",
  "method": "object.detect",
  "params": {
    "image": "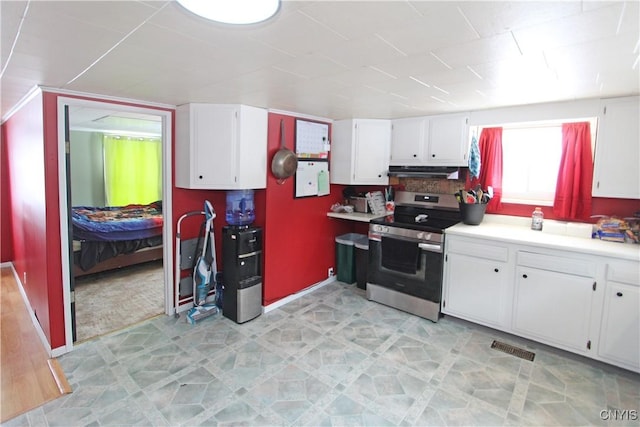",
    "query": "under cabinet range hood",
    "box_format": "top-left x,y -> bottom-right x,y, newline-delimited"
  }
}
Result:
387,166 -> 460,179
